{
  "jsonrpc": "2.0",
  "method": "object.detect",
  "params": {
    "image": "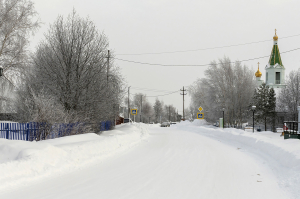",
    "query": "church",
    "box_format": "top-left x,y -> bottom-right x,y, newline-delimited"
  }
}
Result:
255,30 -> 286,89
